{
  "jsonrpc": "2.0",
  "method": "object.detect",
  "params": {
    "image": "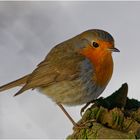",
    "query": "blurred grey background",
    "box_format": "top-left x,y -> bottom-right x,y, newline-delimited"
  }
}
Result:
0,1 -> 140,138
